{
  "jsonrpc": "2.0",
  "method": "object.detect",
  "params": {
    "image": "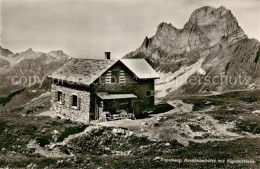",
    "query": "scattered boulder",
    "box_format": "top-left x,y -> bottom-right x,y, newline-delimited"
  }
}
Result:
48,143 -> 57,150
156,117 -> 162,121
112,128 -> 125,135
196,116 -> 204,121
165,142 -> 170,146
26,163 -> 37,169
56,160 -> 64,168
141,122 -> 148,126
125,130 -> 134,137
153,156 -> 162,160
112,128 -> 134,137
252,110 -> 260,114
53,130 -> 59,134
205,101 -> 212,105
